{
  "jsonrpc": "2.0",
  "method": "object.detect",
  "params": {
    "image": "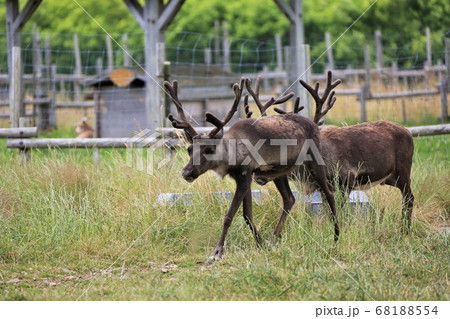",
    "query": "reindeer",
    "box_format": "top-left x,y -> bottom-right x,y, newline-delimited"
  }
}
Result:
164,78 -> 339,264
274,71 -> 414,232
75,117 -> 94,138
